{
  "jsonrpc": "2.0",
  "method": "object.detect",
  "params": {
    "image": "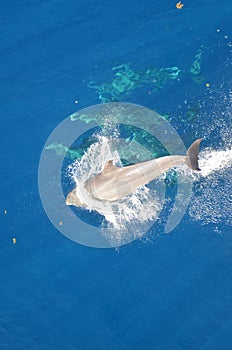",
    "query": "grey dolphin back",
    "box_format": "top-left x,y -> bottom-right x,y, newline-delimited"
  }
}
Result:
186,138 -> 203,171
